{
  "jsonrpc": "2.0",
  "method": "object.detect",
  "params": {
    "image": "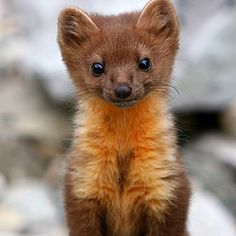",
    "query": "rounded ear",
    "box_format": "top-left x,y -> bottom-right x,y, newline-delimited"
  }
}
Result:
136,0 -> 179,39
58,7 -> 100,47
